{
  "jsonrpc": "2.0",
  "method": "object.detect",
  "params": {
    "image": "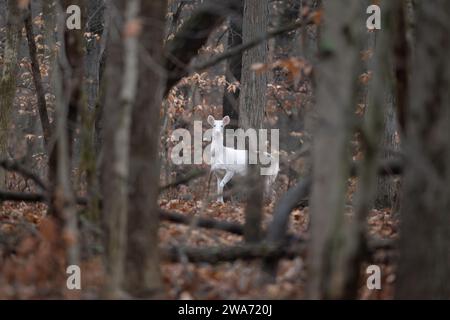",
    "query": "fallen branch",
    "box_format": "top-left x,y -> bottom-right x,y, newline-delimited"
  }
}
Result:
0,188 -> 246,236
159,209 -> 243,236
0,190 -> 47,203
159,169 -> 207,192
0,159 -> 47,191
161,241 -> 306,263
161,237 -> 395,263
